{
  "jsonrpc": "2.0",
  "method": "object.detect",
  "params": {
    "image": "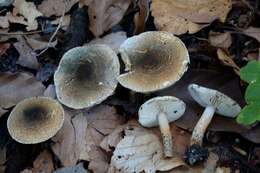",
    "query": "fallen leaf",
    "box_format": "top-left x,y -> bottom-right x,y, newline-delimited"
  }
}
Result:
43,84 -> 56,99
86,32 -> 127,53
209,32 -> 232,48
13,0 -> 43,31
32,150 -> 54,173
217,48 -> 240,75
0,43 -> 10,57
14,36 -> 40,69
54,163 -> 88,173
243,27 -> 260,42
151,0 -> 231,35
25,36 -> 57,51
84,0 -> 132,37
0,72 -> 45,109
134,0 -> 150,35
38,0 -> 79,17
51,15 -> 71,30
111,132 -> 185,173
0,16 -> 9,28
4,12 -> 28,27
